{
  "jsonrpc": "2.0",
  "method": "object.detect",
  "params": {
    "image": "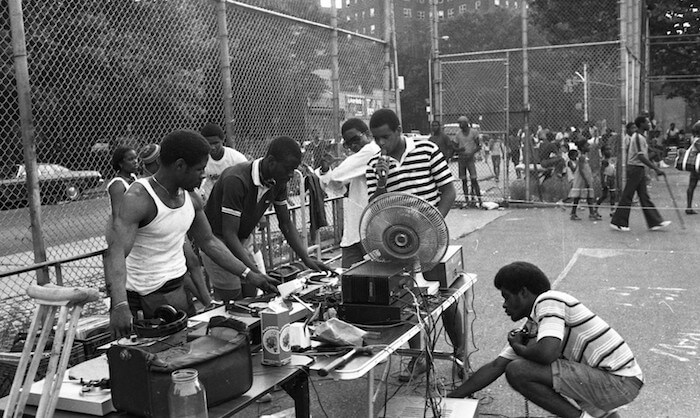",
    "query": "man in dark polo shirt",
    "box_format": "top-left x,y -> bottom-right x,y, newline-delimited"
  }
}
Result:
203,136 -> 332,301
